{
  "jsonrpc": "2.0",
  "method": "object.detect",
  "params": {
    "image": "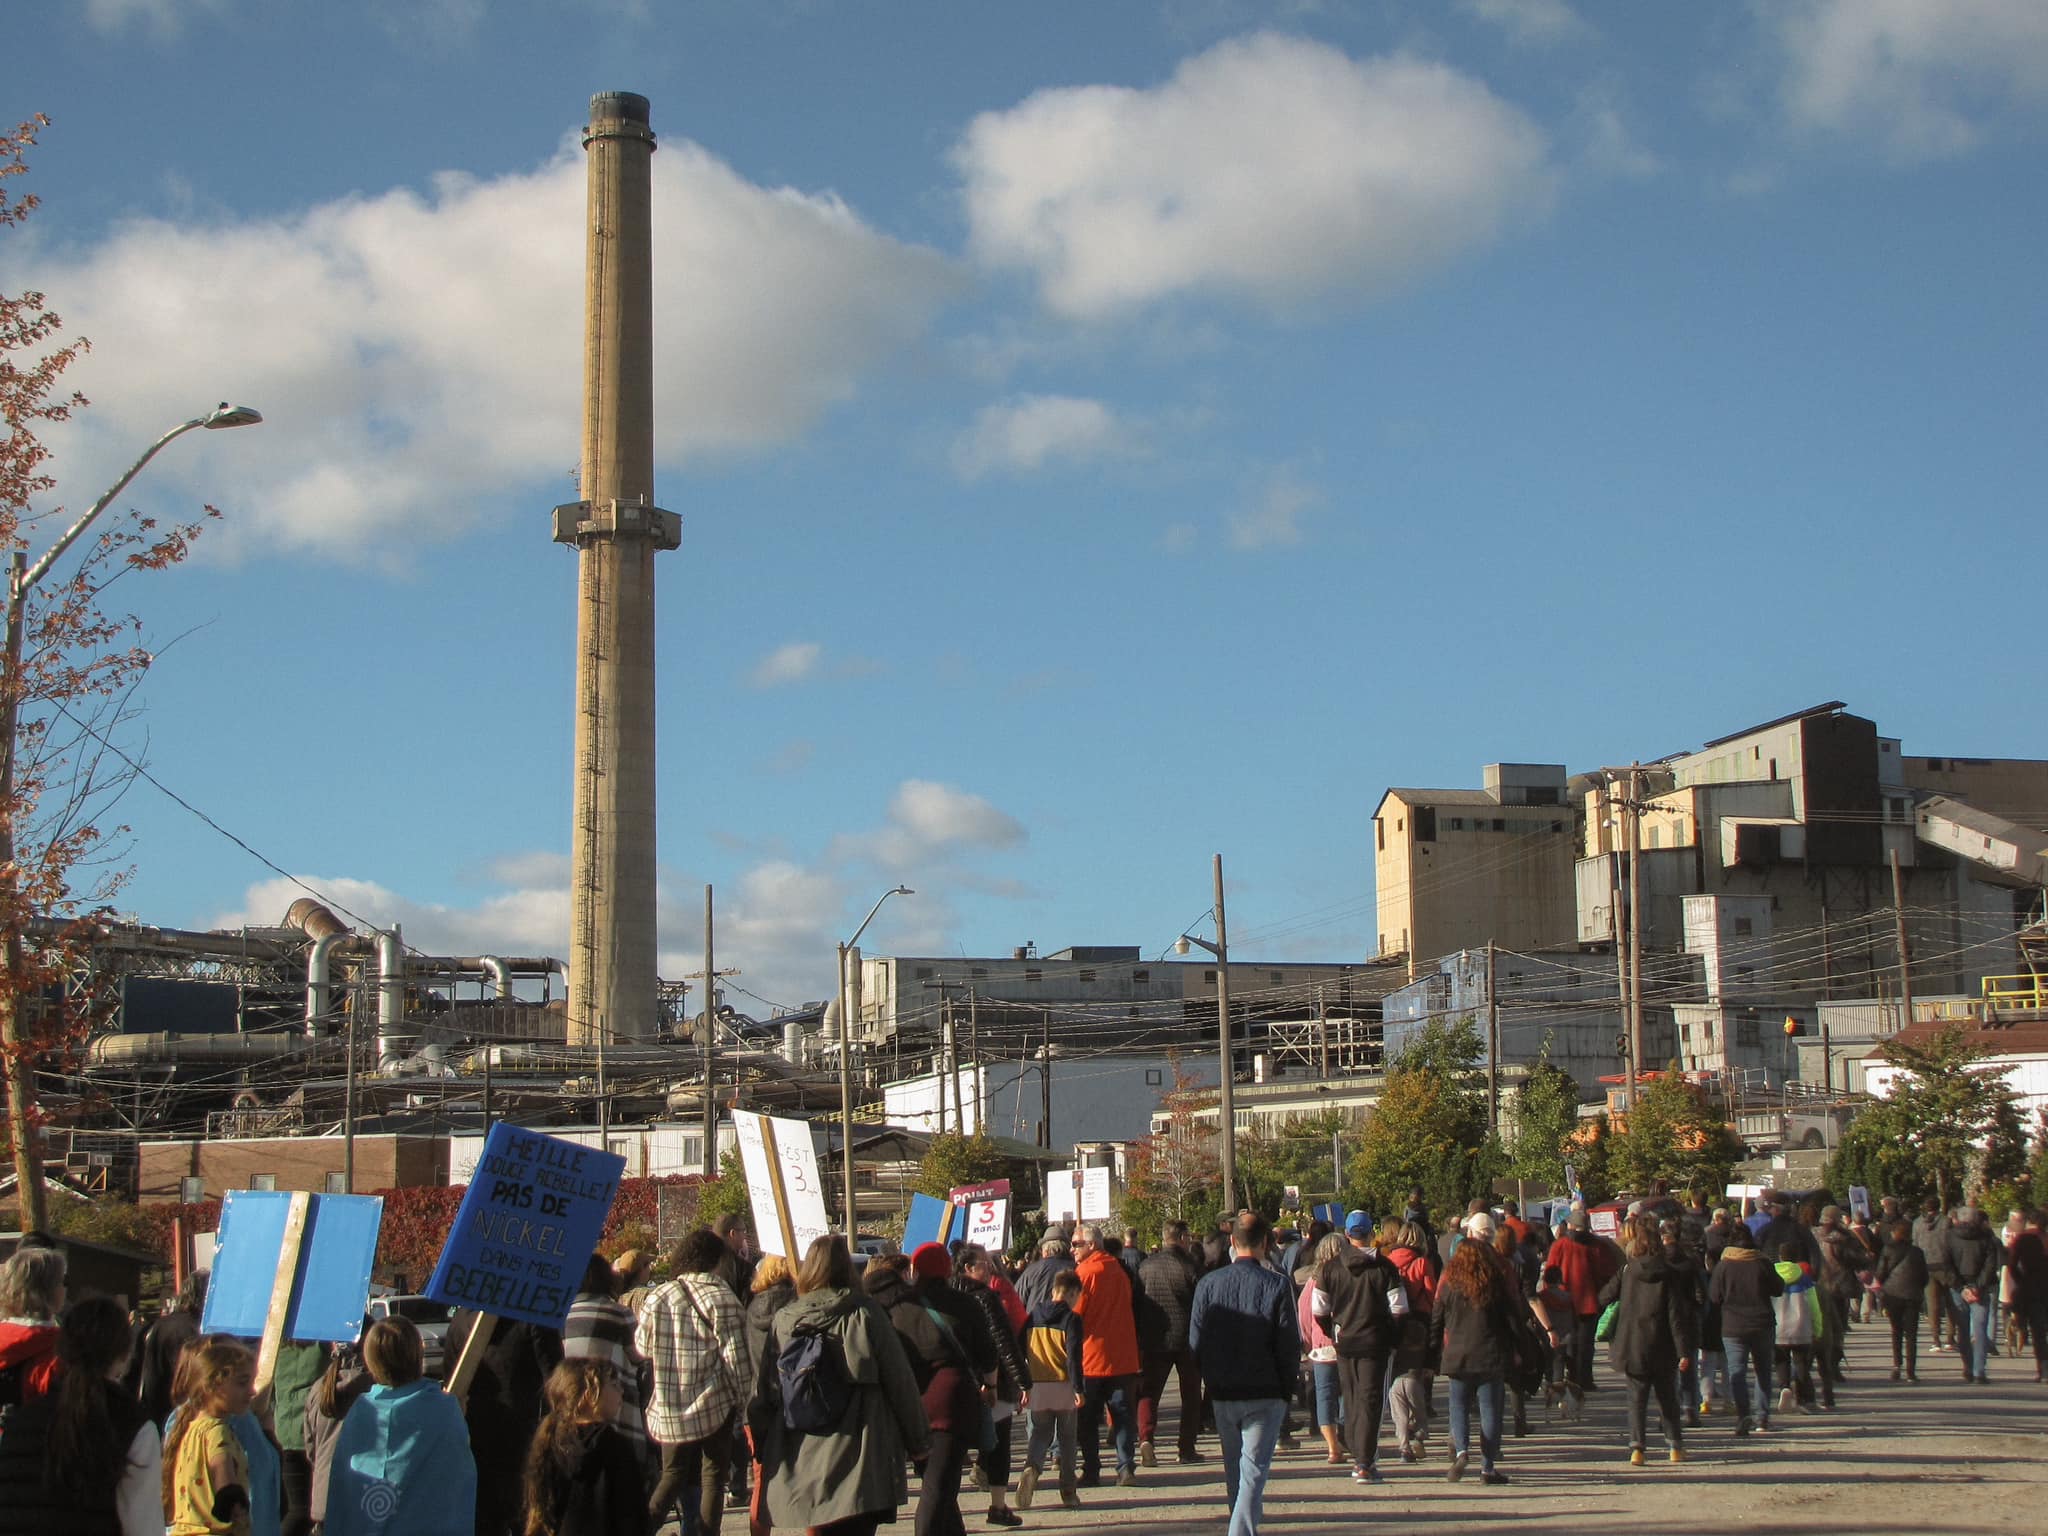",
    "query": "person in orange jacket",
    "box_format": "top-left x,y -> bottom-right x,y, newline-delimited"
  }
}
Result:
1071,1224 -> 1142,1487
